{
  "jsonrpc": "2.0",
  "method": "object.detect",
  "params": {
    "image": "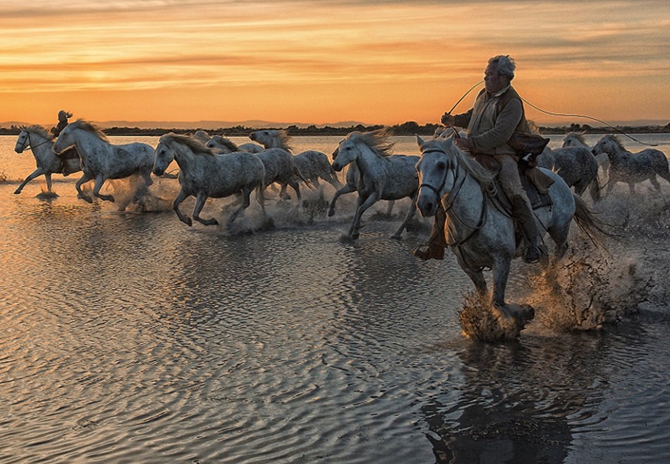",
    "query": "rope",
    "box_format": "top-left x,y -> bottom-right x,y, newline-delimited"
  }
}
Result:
520,97 -> 659,147
443,80 -> 660,147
